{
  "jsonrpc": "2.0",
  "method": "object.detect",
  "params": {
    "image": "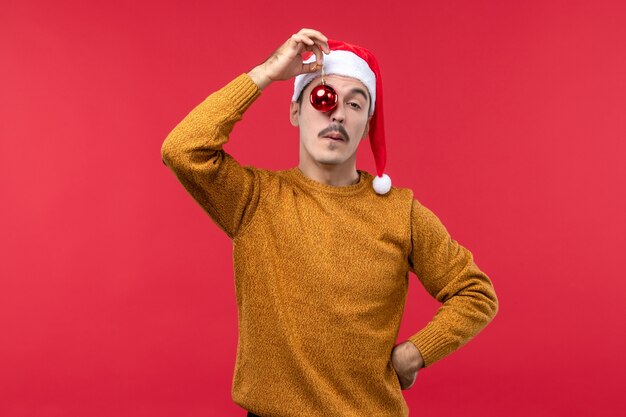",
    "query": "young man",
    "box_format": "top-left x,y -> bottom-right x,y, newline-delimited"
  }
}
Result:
161,28 -> 498,417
